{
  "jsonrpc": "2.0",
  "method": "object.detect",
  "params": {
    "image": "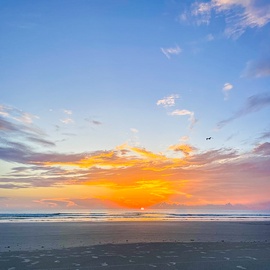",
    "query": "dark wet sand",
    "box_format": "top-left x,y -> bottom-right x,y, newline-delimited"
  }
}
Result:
1,221 -> 270,269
